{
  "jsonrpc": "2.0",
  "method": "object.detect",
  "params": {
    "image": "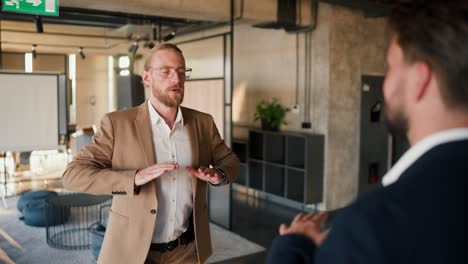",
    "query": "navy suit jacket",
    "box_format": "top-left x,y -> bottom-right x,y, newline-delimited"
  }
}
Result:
267,140 -> 468,264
